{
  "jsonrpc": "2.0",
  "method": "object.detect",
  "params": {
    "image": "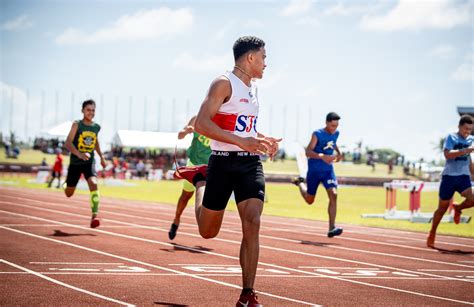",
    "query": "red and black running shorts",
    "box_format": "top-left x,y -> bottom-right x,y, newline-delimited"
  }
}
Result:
202,151 -> 265,211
